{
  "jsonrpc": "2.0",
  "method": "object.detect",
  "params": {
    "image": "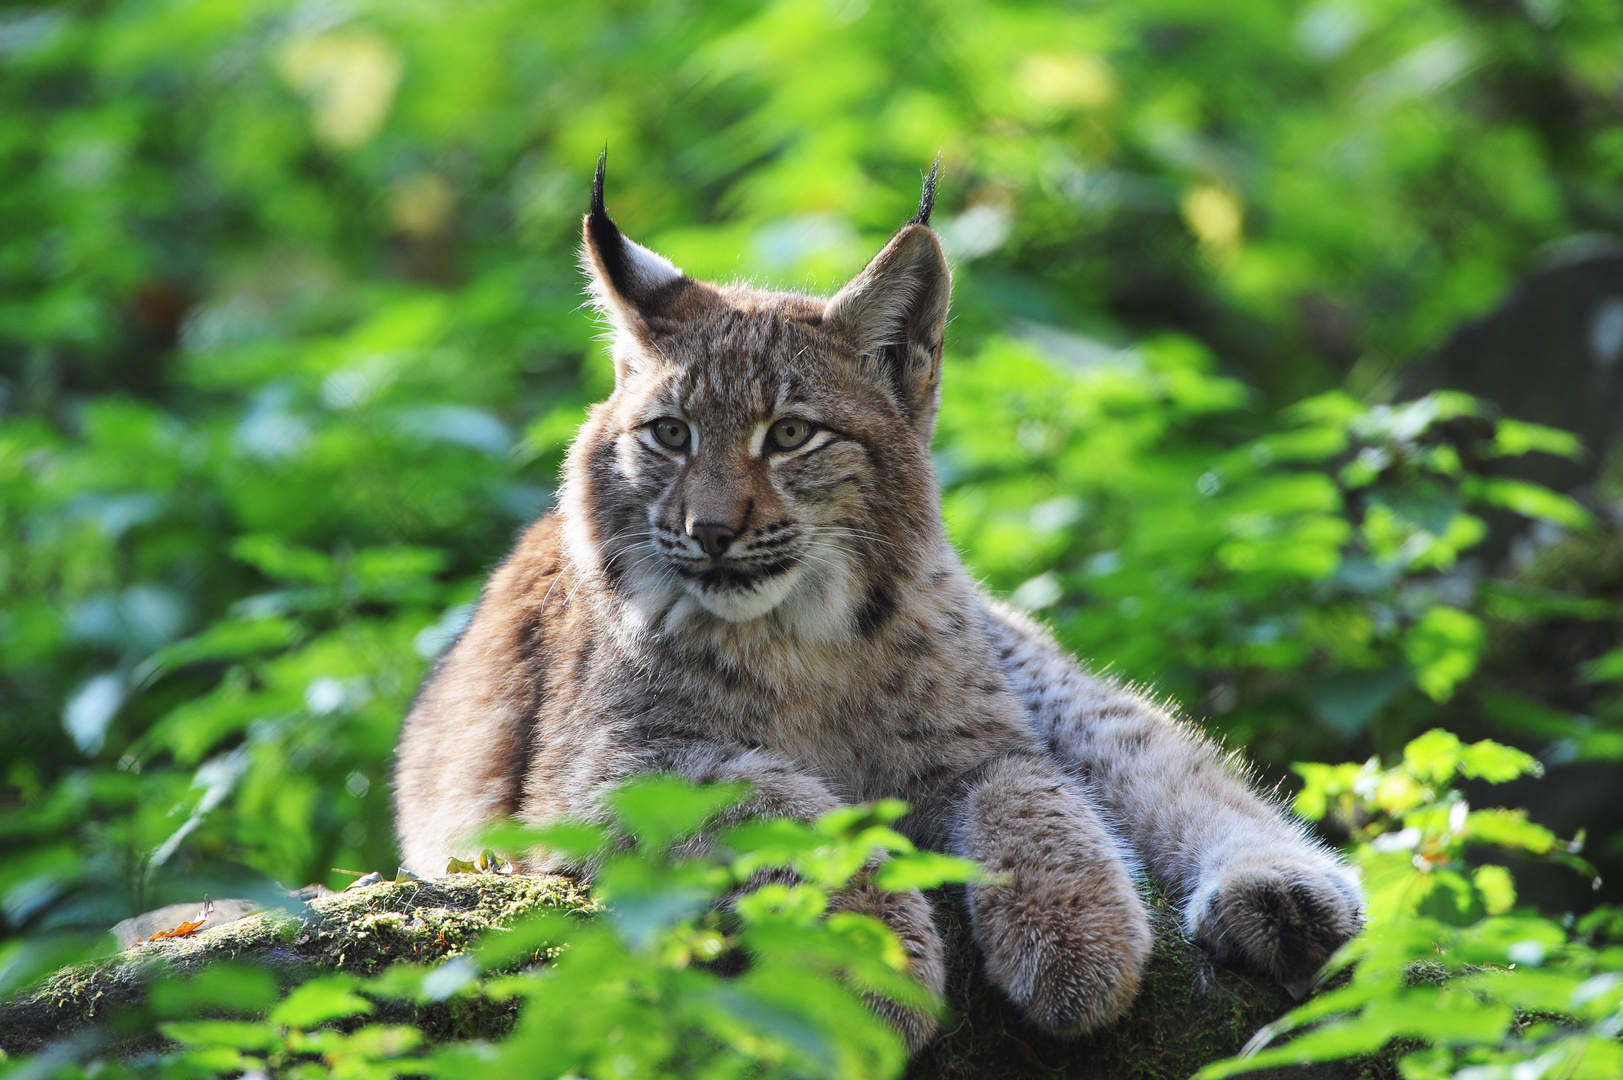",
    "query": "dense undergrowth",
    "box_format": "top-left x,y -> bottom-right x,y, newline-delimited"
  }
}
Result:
5,0 -> 1623,1076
